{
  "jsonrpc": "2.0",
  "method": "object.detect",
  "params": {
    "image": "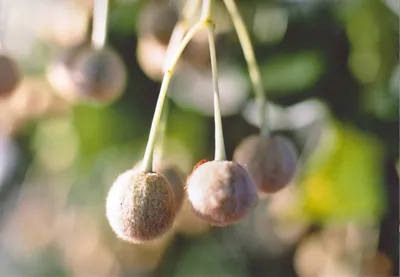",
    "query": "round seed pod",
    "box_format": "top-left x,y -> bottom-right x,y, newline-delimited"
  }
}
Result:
70,46 -> 127,103
106,170 -> 176,243
137,0 -> 178,45
186,160 -> 258,226
0,53 -> 21,98
233,135 -> 298,194
45,42 -> 90,100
